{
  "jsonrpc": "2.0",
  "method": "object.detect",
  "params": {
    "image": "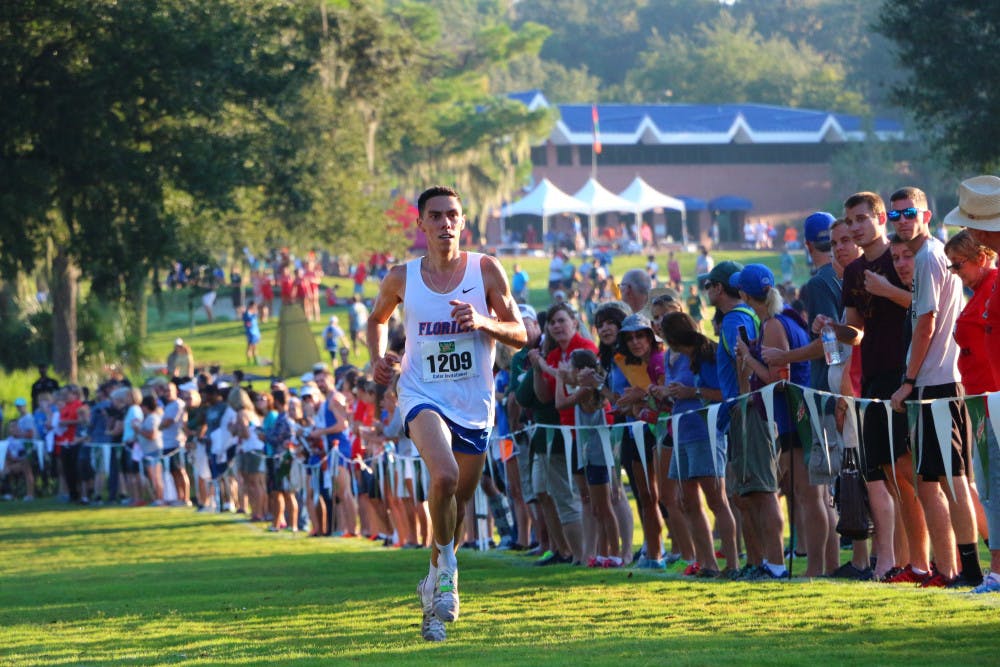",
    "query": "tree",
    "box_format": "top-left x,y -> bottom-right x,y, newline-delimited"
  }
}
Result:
625,12 -> 865,112
379,6 -> 554,237
0,0 -> 320,377
732,1 -> 900,108
877,1 -> 1000,171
